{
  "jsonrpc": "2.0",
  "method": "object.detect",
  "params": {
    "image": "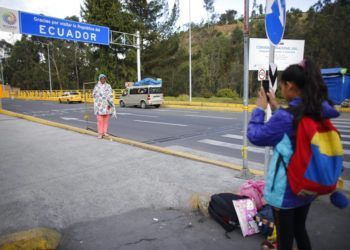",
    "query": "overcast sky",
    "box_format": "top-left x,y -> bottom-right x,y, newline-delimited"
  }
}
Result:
0,0 -> 319,42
